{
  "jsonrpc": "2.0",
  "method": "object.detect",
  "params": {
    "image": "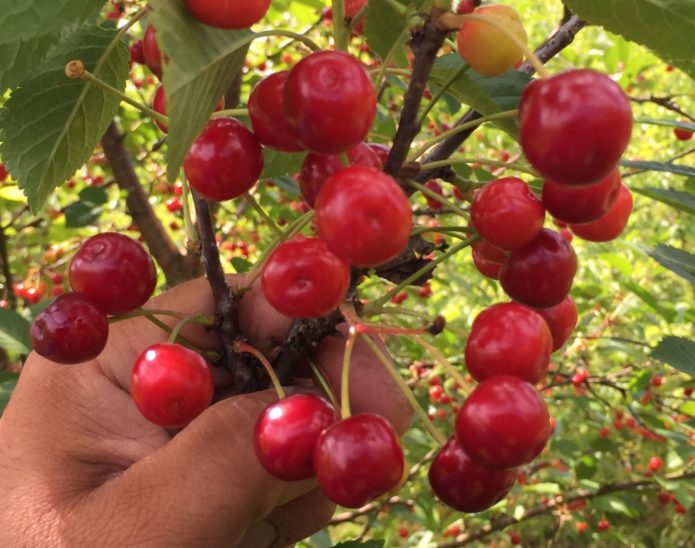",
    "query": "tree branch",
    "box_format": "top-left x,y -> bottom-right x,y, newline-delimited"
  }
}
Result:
0,224 -> 16,308
629,95 -> 695,123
